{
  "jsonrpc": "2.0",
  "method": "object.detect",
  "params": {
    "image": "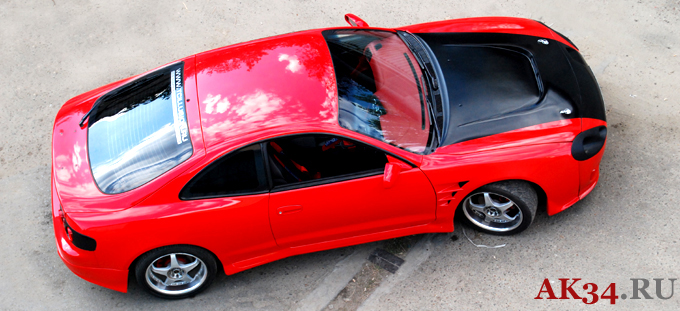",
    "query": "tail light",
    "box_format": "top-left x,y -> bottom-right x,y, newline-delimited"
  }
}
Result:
60,206 -> 97,251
